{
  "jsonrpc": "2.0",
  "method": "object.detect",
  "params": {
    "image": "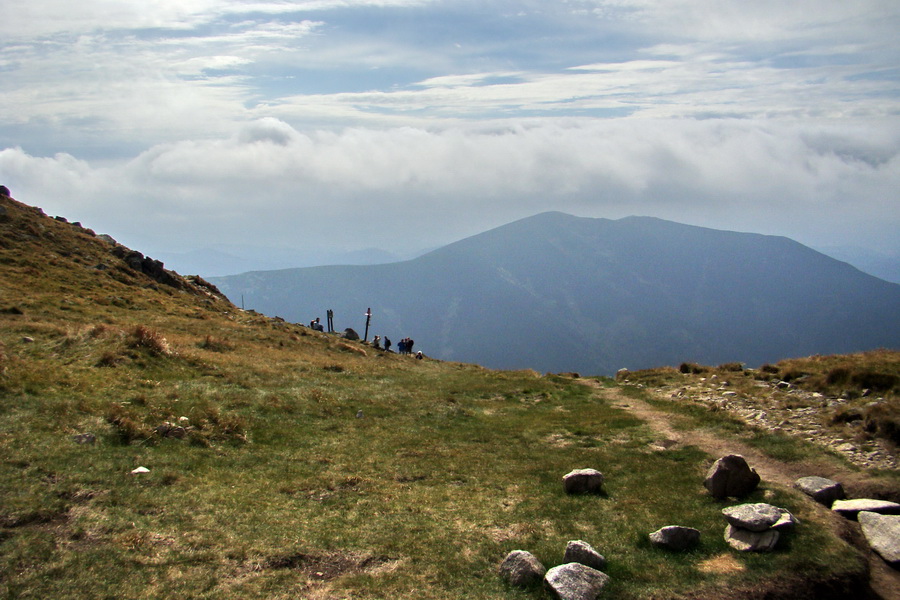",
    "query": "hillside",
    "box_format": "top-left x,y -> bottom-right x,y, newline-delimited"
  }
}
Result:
1,192 -> 898,599
211,212 -> 900,376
